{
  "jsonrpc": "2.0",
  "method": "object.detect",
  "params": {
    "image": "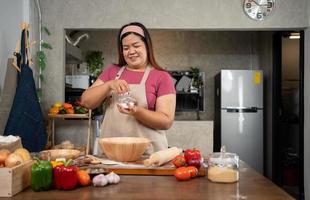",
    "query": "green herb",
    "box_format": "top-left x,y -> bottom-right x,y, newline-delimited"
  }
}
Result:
36,26 -> 52,101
